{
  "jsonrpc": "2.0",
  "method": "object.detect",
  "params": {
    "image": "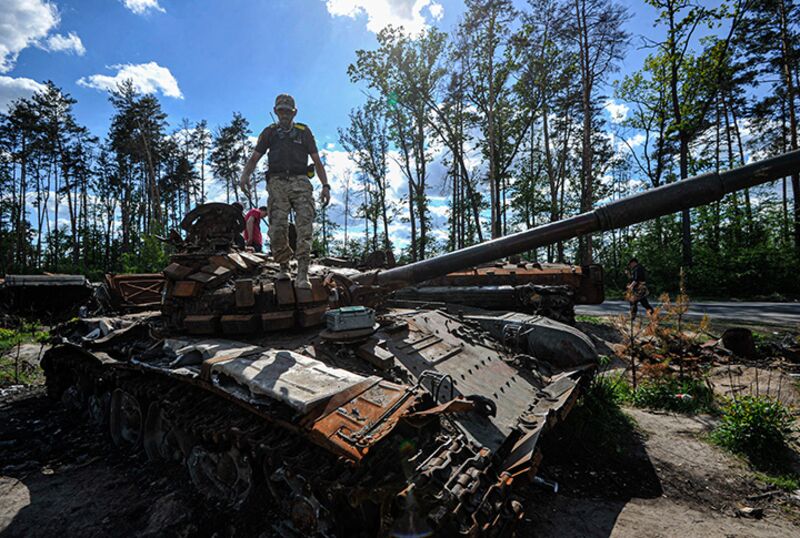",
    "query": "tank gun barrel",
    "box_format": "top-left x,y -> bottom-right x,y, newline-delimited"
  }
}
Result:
360,149 -> 800,289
